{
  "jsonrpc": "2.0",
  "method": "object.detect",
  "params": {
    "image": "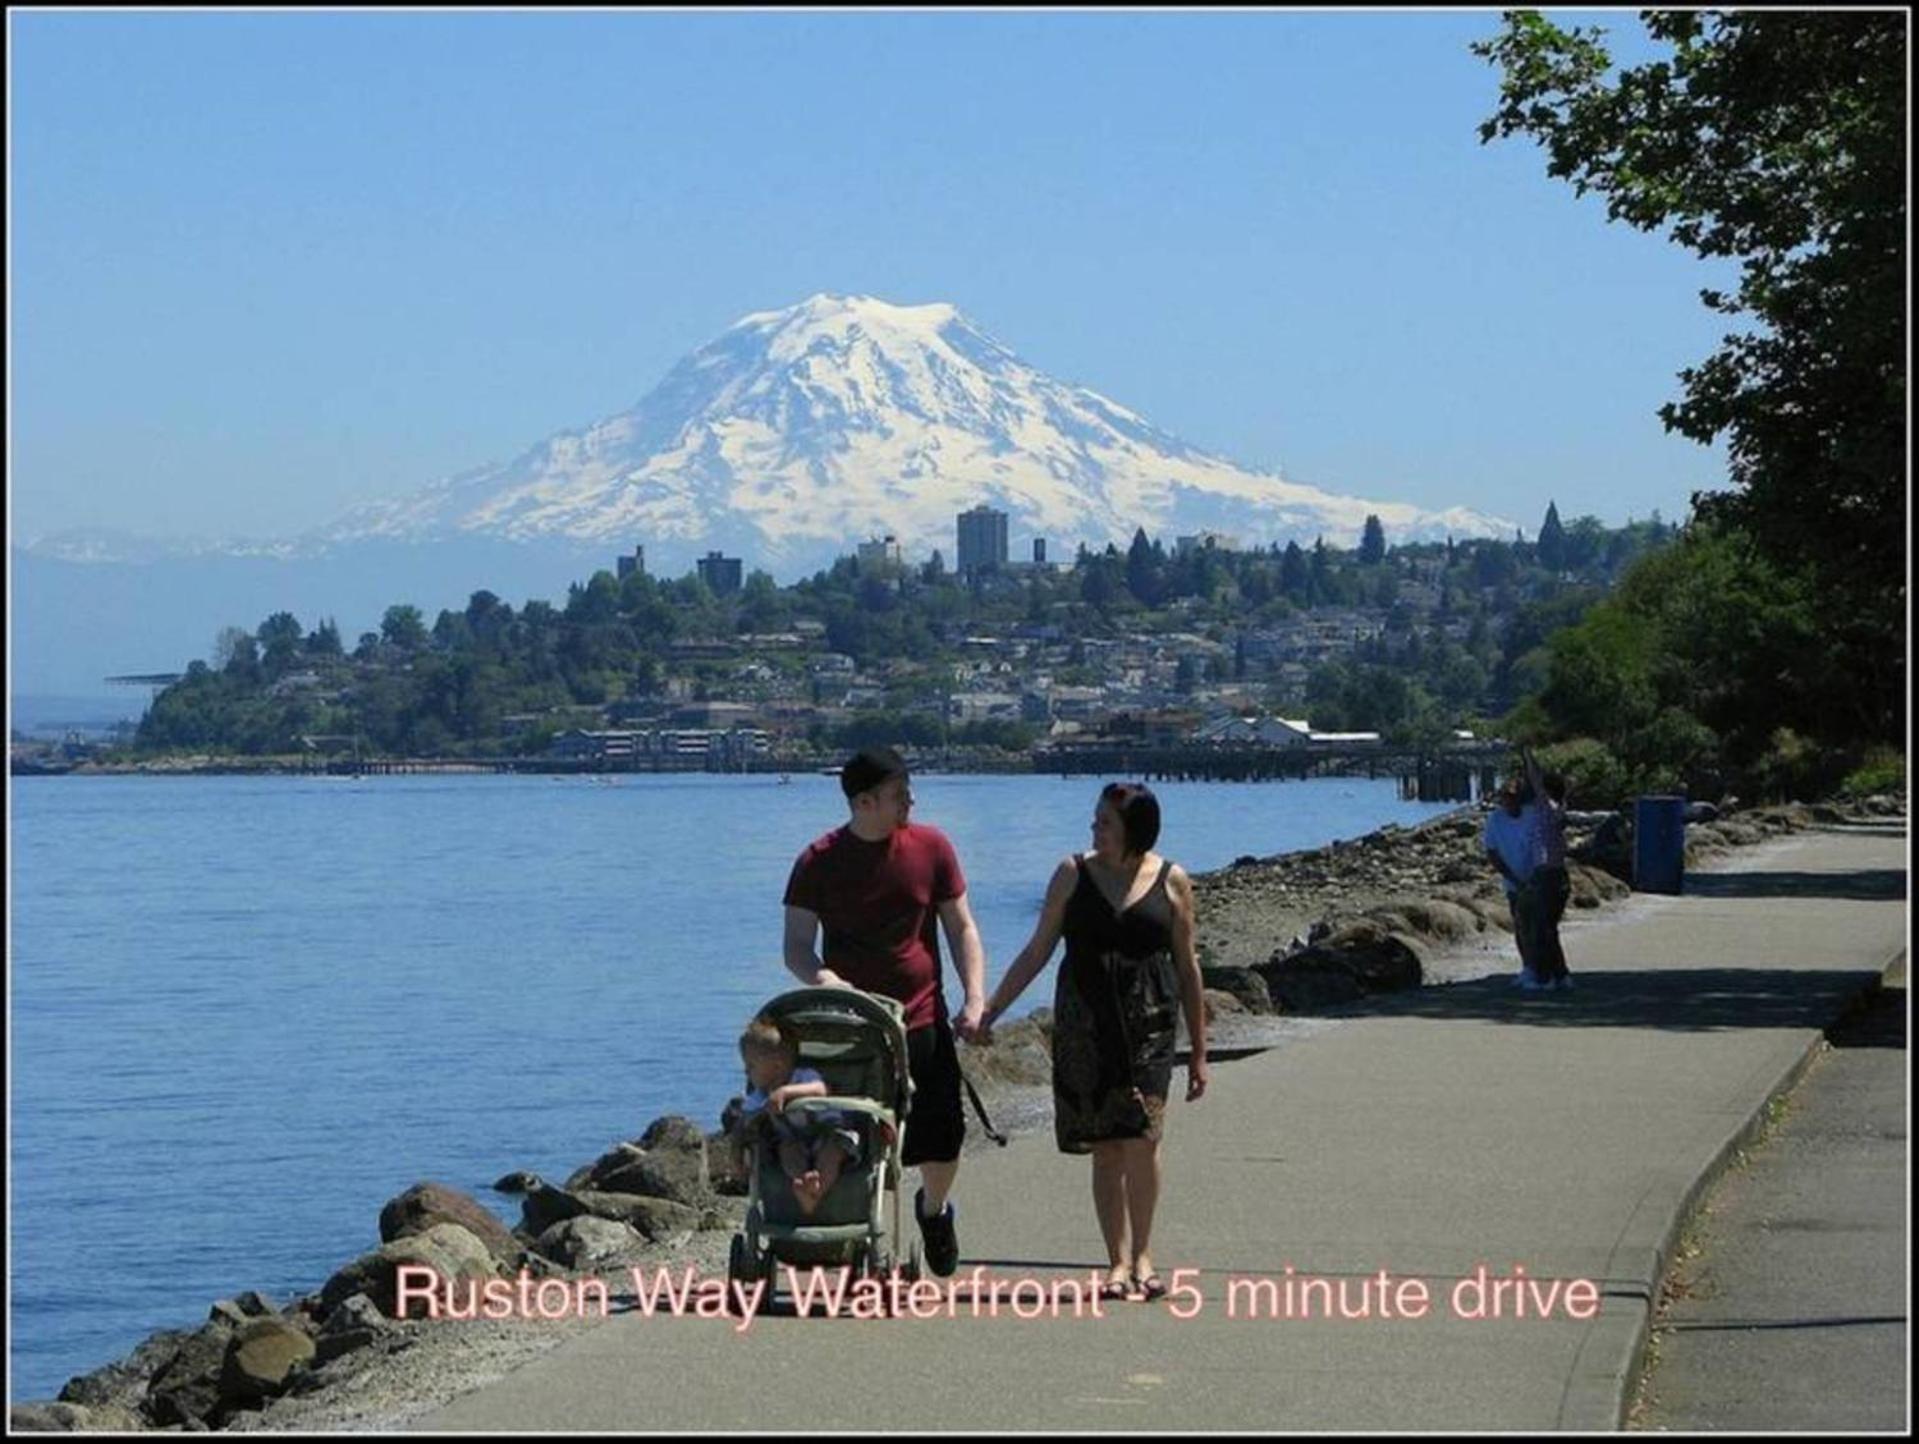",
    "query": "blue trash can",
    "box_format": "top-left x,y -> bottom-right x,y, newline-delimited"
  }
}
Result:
1634,796 -> 1687,894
